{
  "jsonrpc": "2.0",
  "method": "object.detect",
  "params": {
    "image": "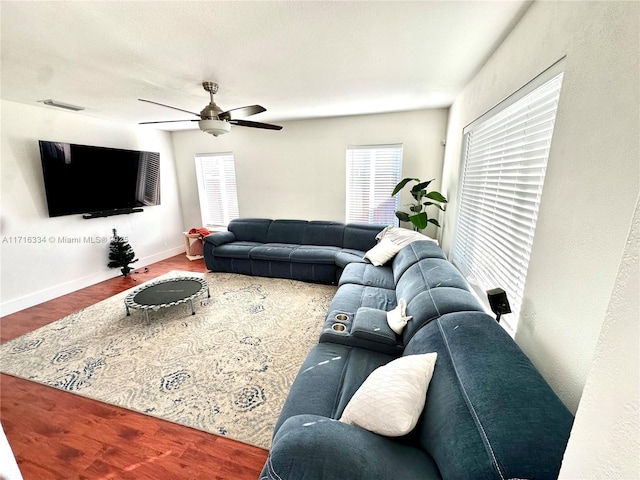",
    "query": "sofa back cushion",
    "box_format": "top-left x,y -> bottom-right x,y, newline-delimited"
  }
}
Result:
404,312 -> 573,480
402,287 -> 485,345
343,223 -> 385,251
395,258 -> 469,304
267,219 -> 308,244
302,221 -> 345,247
228,218 -> 272,243
391,241 -> 447,285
